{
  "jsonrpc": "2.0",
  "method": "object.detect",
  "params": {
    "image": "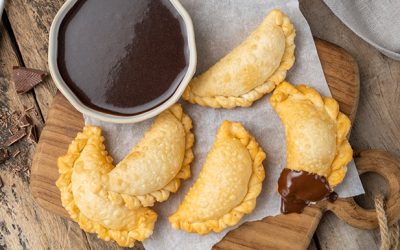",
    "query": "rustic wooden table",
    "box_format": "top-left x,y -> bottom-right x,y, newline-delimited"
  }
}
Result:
0,0 -> 399,249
